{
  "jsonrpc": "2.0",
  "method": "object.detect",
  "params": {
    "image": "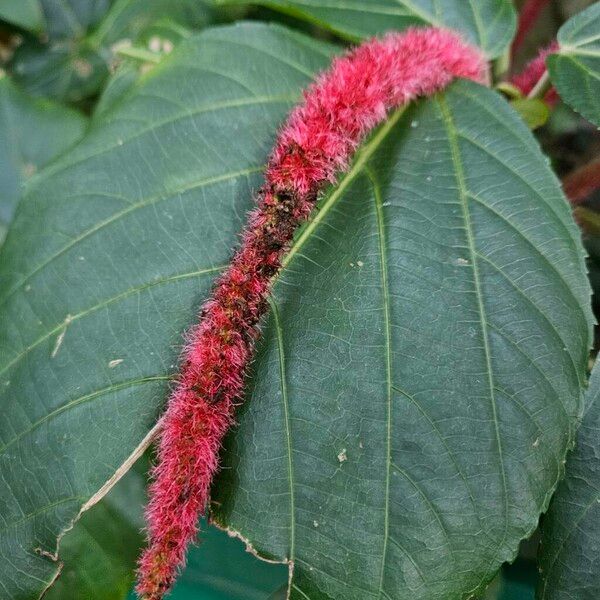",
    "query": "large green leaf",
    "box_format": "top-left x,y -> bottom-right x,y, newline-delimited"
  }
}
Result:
0,20 -> 592,600
218,0 -> 516,57
0,0 -> 44,32
0,73 -> 87,244
536,361 -> 600,599
8,0 -> 218,103
211,80 -> 593,598
548,2 -> 600,127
